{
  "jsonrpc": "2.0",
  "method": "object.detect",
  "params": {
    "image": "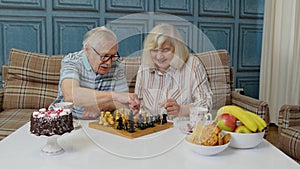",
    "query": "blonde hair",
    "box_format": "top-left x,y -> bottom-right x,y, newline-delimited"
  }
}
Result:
142,24 -> 189,69
82,26 -> 117,48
